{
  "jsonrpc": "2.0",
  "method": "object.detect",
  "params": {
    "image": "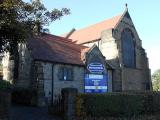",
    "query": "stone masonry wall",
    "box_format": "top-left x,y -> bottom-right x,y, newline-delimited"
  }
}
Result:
17,43 -> 33,87
81,11 -> 151,91
2,52 -> 14,82
33,61 -> 46,106
53,64 -> 85,96
113,13 -> 148,70
100,29 -> 122,92
114,12 -> 151,91
2,43 -> 33,87
101,29 -> 119,67
35,61 -> 85,104
122,68 -> 144,91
